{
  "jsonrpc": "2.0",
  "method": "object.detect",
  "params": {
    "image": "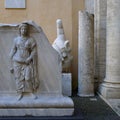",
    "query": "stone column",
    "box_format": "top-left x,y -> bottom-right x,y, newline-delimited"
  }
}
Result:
78,11 -> 94,97
94,0 -> 107,90
100,0 -> 120,98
